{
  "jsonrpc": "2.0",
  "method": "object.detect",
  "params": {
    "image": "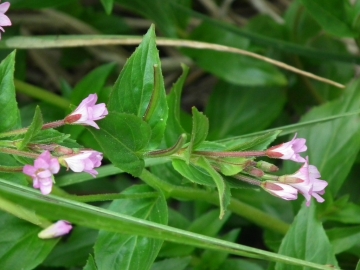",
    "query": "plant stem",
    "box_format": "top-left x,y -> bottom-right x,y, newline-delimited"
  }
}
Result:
194,150 -> 266,158
0,165 -> 24,173
139,169 -> 289,235
15,79 -> 70,109
67,192 -> 158,203
145,134 -> 187,157
0,120 -> 66,138
232,174 -> 262,186
0,147 -> 39,158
